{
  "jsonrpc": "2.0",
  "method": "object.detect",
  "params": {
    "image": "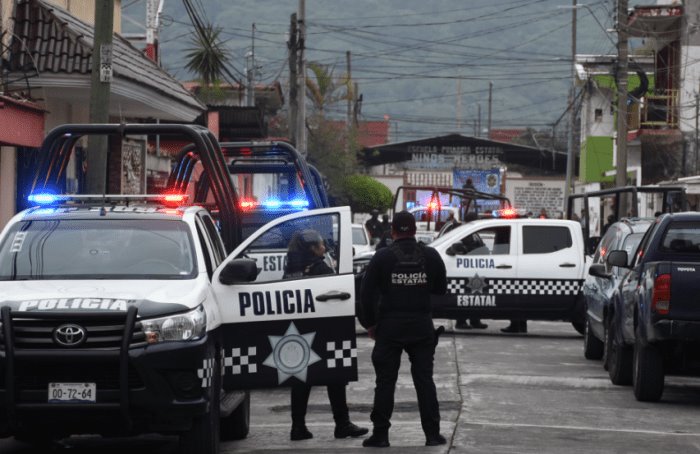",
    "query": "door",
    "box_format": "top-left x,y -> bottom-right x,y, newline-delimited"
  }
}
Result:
213,207 -> 357,389
437,223 -> 517,316
516,223 -> 583,317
